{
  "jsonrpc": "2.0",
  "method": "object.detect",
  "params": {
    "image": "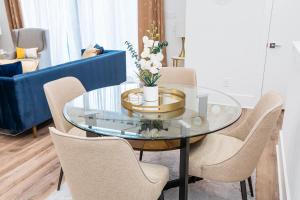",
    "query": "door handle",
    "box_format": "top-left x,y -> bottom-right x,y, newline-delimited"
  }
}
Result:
269,42 -> 281,48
